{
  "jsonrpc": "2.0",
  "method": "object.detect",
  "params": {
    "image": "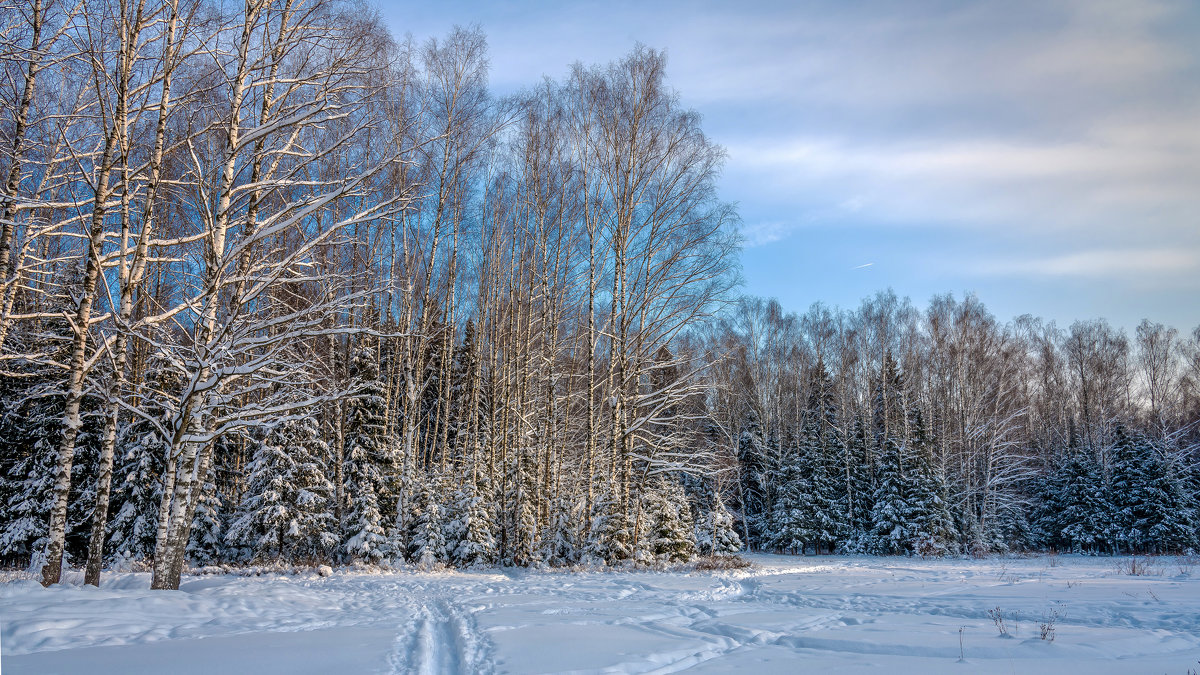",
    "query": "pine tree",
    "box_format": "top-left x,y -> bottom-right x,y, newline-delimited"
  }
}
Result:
447,480 -> 498,567
187,461 -> 225,566
541,495 -> 582,567
409,473 -> 448,566
585,486 -> 633,565
695,491 -> 742,555
642,479 -> 695,562
737,408 -> 771,548
342,349 -> 392,562
868,437 -> 914,555
1056,449 -> 1113,553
